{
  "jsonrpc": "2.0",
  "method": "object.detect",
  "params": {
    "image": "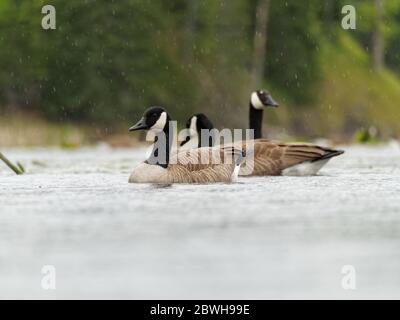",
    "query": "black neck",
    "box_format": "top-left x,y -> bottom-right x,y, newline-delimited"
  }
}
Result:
146,118 -> 172,168
249,103 -> 263,139
198,130 -> 216,148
